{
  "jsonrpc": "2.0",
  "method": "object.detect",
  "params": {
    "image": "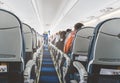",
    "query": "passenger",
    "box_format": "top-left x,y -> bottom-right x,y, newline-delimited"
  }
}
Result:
64,28 -> 72,44
64,23 -> 84,82
63,23 -> 84,55
53,31 -> 61,46
65,28 -> 72,38
43,33 -> 48,45
51,34 -> 56,44
56,31 -> 66,51
49,35 -> 54,42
